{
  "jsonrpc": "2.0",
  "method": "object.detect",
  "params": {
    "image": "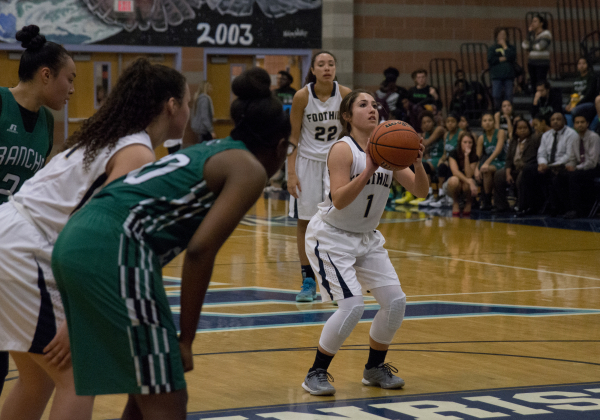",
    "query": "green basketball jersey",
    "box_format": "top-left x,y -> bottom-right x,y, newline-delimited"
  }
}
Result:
444,130 -> 460,154
482,129 -> 506,162
86,137 -> 249,264
0,87 -> 53,203
425,130 -> 443,159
